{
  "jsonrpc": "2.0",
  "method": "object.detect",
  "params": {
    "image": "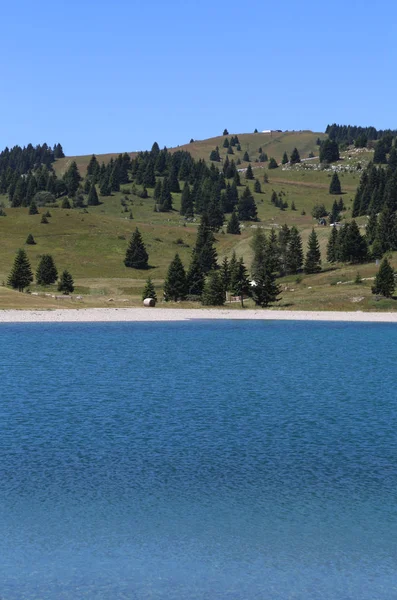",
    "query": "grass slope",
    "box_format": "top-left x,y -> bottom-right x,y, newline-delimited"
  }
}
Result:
0,133 -> 393,311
